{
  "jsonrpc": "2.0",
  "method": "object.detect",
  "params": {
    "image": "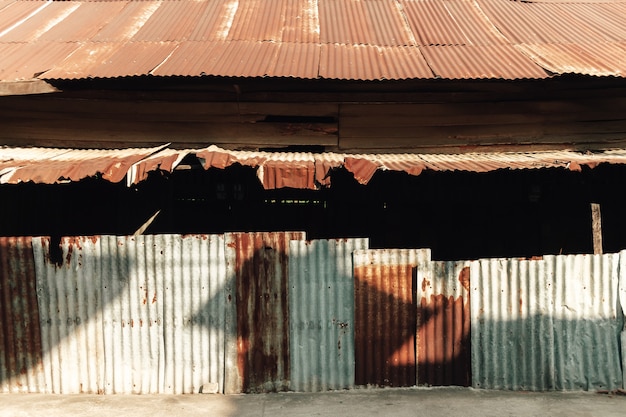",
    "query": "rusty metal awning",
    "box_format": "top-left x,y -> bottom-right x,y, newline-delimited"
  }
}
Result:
2,145 -> 626,190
